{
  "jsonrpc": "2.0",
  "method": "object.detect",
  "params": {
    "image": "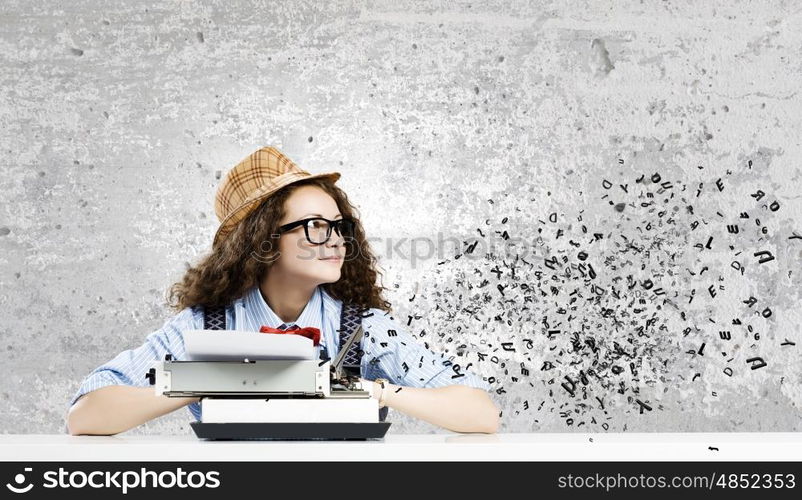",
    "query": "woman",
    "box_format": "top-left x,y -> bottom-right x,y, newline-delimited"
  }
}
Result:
66,146 -> 499,435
